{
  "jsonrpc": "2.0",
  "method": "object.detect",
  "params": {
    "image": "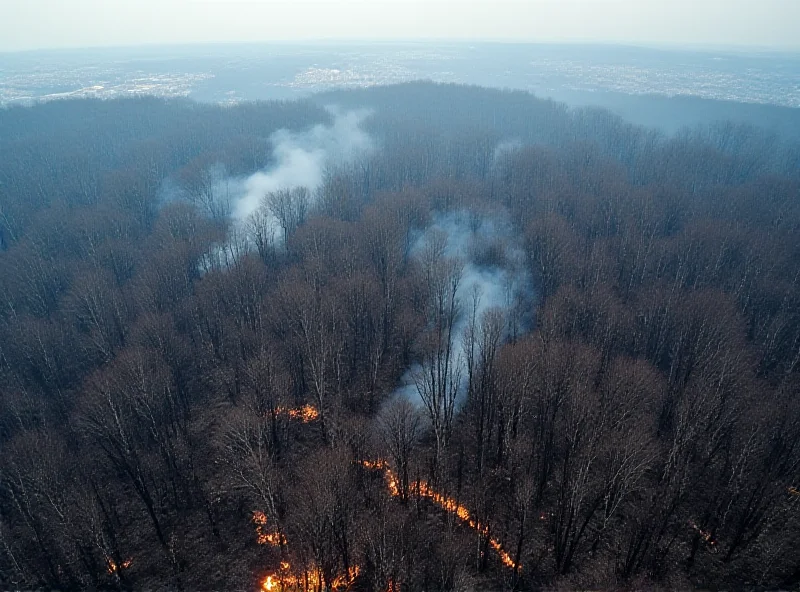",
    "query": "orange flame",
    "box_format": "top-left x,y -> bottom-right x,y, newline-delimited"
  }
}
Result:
262,575 -> 278,591
261,532 -> 283,545
274,404 -> 319,423
106,557 -> 132,575
360,460 -> 400,497
256,458 -> 518,592
360,459 -> 389,470
260,562 -> 358,591
361,460 -> 518,570
255,520 -> 360,590
253,511 -> 284,547
330,565 -> 361,588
